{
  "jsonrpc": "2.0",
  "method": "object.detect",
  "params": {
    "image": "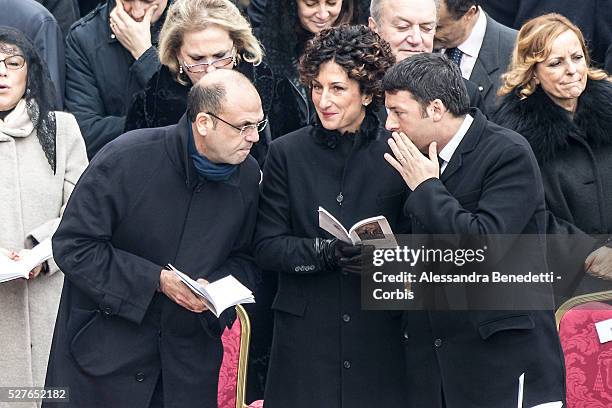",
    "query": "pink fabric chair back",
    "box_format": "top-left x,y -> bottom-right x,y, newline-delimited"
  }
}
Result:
558,296 -> 612,407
